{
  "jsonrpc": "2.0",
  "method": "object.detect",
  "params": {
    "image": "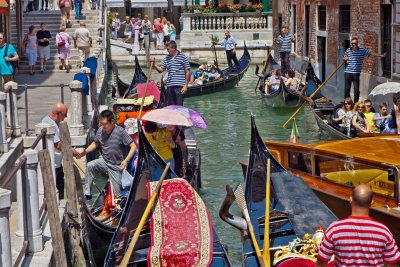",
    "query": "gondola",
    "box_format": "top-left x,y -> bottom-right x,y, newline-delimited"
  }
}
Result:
220,116 -> 337,266
102,121 -> 232,266
184,42 -> 251,97
258,54 -> 303,108
111,56 -> 148,98
79,122 -> 202,266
